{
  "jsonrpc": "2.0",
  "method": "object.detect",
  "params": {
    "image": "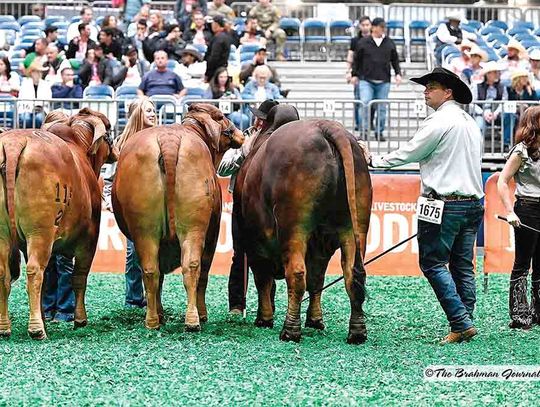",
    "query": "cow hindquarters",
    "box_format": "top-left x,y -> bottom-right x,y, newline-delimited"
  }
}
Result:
180,232 -> 205,331
340,229 -> 367,344
0,239 -> 12,337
